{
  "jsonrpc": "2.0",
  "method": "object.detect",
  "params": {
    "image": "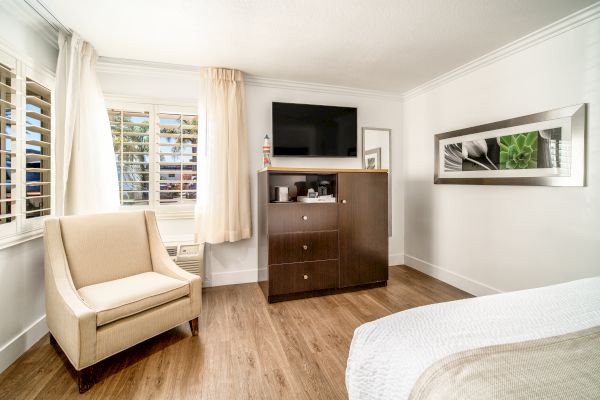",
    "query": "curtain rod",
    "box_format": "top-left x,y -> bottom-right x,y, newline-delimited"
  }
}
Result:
23,0 -> 72,34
